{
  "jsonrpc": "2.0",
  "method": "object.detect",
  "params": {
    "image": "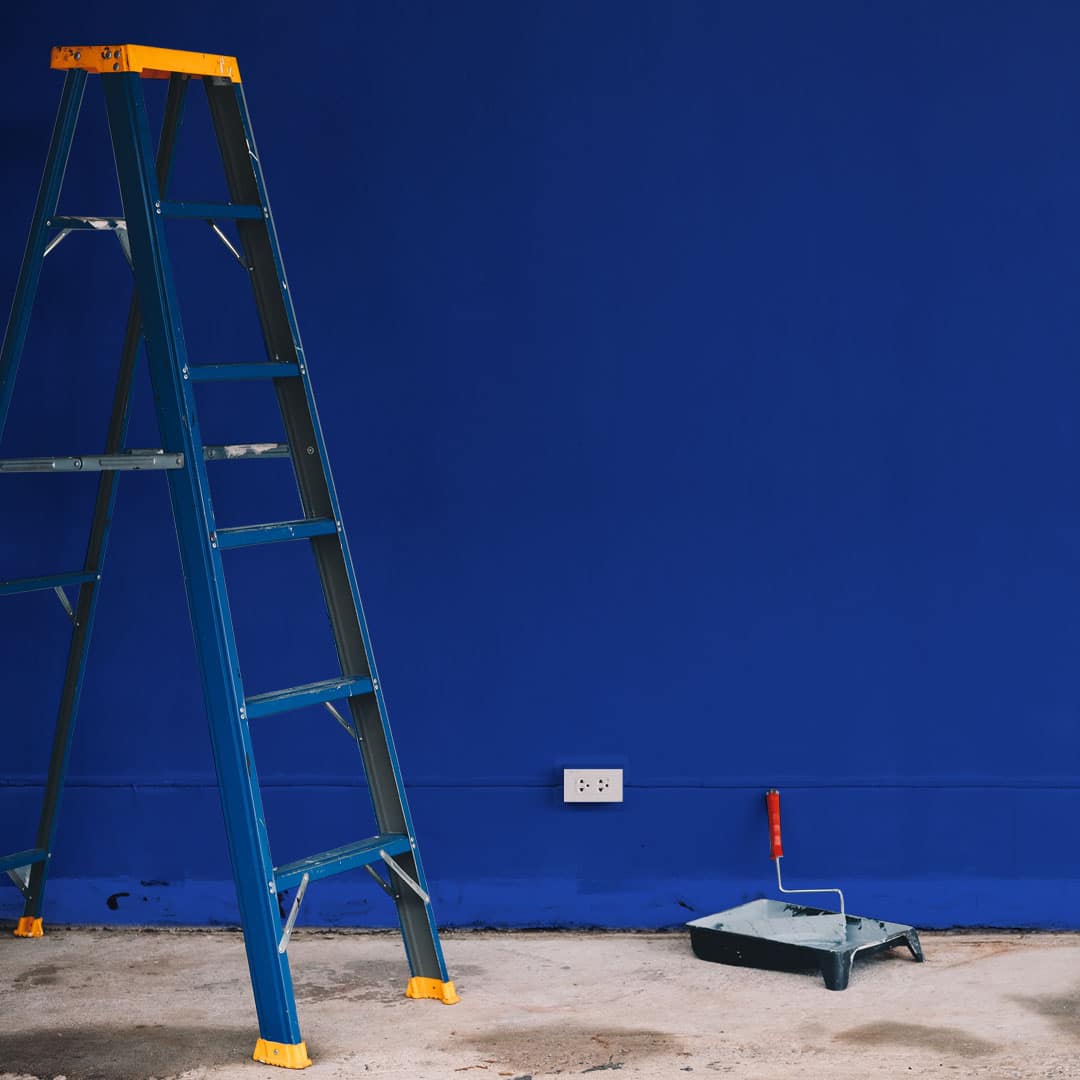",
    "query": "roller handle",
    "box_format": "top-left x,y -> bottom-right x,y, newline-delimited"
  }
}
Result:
765,788 -> 783,859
